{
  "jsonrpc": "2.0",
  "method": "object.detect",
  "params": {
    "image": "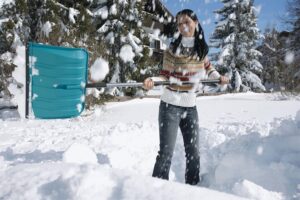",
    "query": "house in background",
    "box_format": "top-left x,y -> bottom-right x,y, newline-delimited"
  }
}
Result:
143,0 -> 175,58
